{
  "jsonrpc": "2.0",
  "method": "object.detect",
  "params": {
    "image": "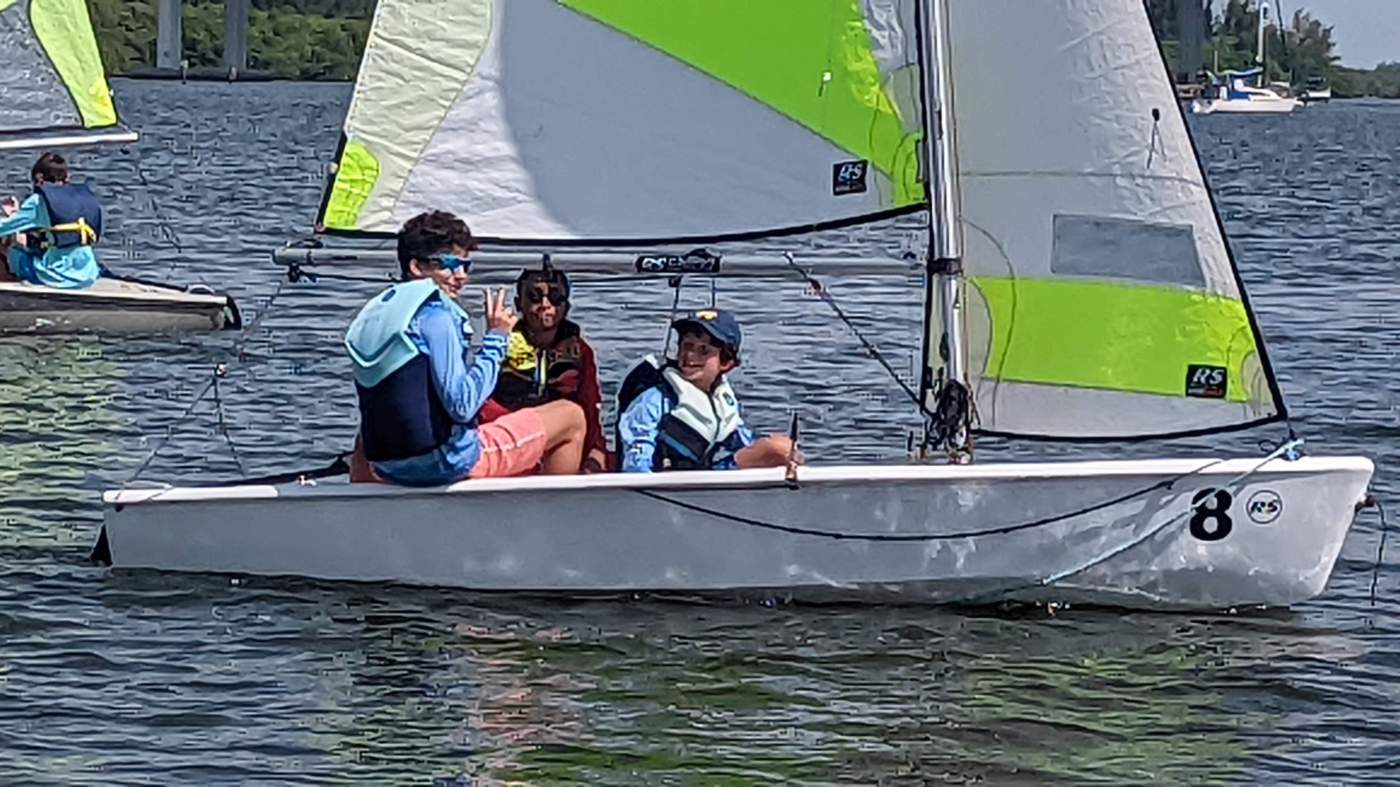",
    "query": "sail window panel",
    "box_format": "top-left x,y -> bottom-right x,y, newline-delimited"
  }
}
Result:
1050,214 -> 1204,288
